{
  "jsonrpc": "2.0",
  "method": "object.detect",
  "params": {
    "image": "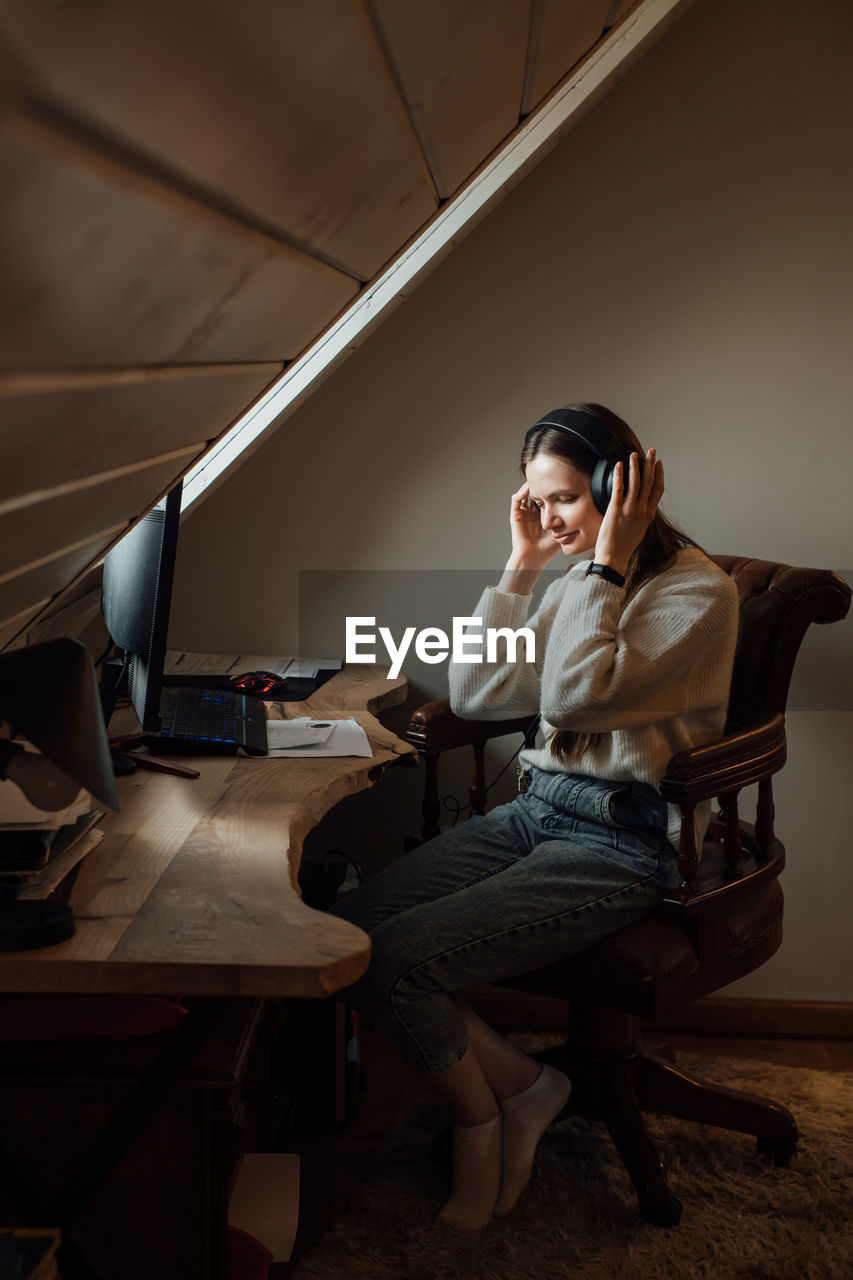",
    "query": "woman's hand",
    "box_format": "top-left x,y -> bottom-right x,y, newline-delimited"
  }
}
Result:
593,448 -> 665,575
508,481 -> 560,567
496,482 -> 559,595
